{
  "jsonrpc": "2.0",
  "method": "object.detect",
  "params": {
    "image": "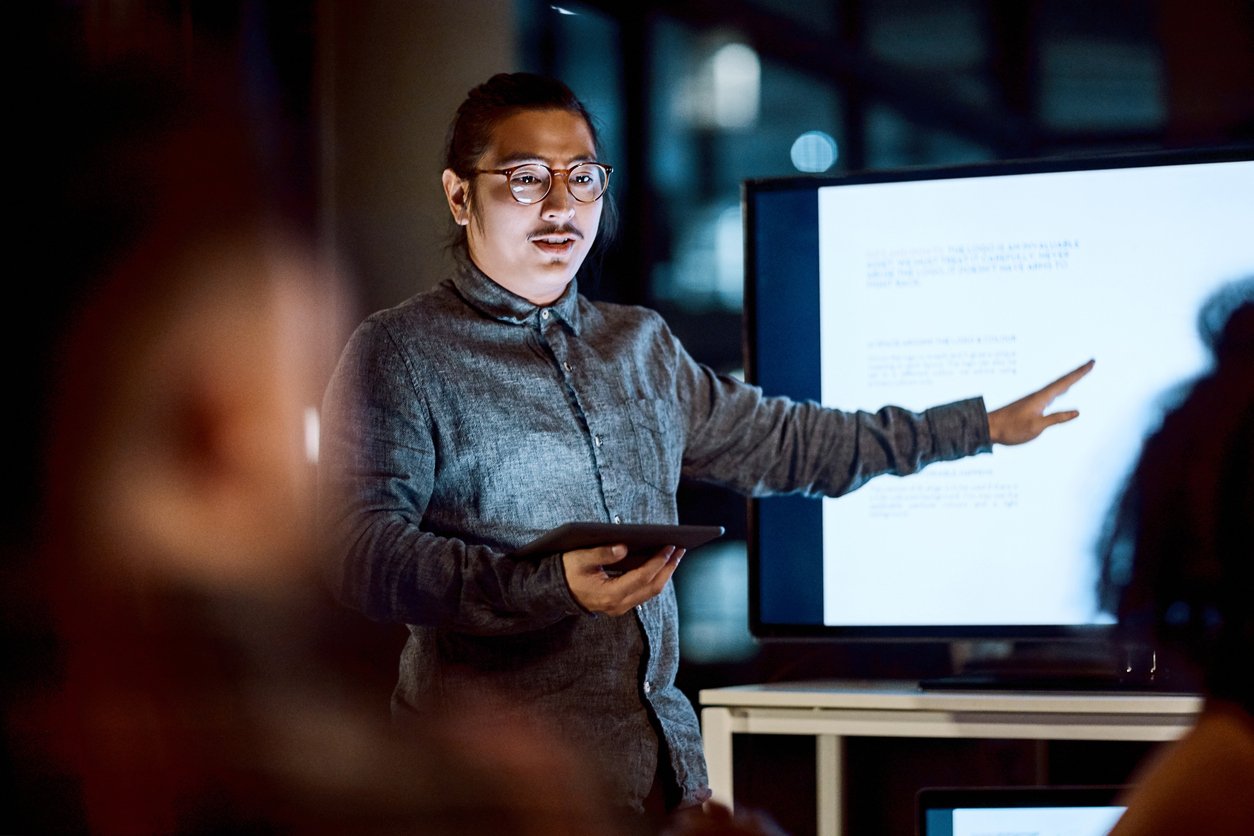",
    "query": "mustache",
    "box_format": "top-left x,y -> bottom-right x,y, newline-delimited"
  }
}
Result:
527,223 -> 584,241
